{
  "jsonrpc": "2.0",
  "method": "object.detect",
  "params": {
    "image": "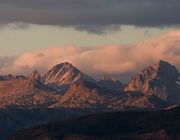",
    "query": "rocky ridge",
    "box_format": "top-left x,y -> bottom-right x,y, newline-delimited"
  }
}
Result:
0,60 -> 179,110
124,60 -> 180,103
